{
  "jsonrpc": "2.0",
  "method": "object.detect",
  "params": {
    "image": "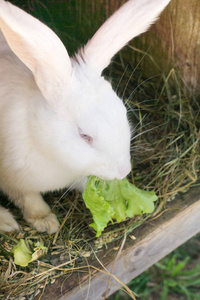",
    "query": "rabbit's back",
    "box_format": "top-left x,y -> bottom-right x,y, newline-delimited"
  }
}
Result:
0,44 -> 77,195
